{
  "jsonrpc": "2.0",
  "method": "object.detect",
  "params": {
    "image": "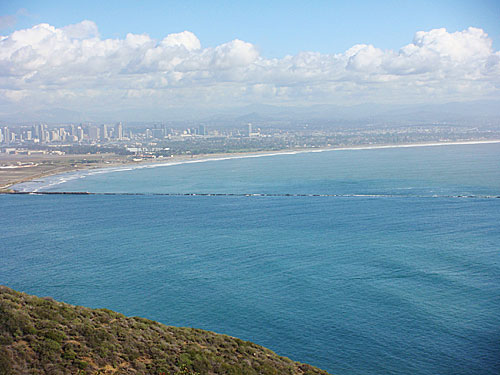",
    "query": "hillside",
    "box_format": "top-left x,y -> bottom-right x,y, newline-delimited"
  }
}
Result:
0,286 -> 331,375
